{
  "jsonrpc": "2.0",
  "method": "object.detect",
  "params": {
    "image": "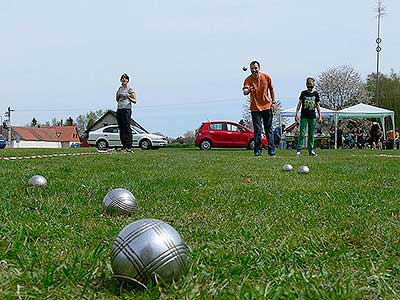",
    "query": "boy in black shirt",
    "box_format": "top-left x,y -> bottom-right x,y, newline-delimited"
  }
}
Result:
295,77 -> 322,156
